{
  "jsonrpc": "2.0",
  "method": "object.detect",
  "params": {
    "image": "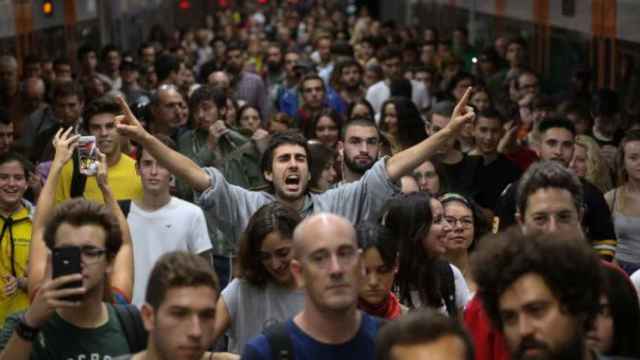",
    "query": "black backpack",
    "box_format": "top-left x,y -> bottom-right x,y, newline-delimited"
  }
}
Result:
113,304 -> 148,353
437,260 -> 457,318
